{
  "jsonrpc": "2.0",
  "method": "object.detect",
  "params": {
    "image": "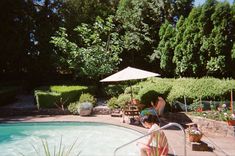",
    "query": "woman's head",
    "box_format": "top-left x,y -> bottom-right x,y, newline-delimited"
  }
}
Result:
140,115 -> 157,128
